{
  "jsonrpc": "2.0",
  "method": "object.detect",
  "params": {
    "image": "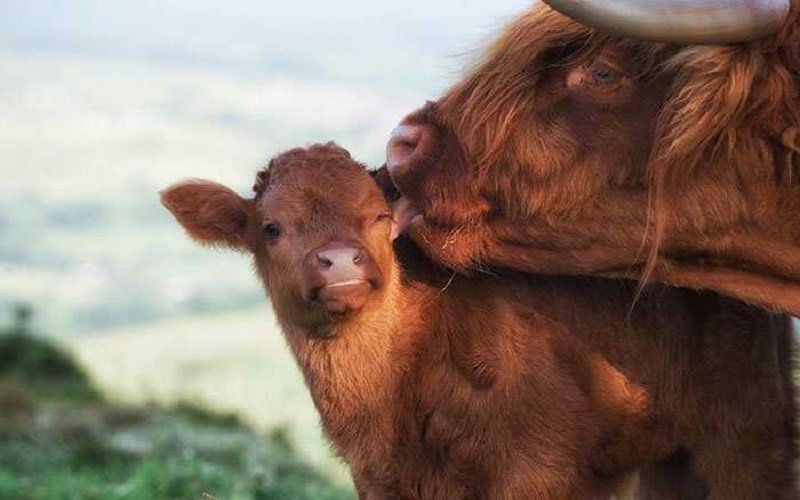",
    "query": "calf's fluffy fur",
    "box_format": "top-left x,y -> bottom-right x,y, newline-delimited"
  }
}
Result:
162,144 -> 797,499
